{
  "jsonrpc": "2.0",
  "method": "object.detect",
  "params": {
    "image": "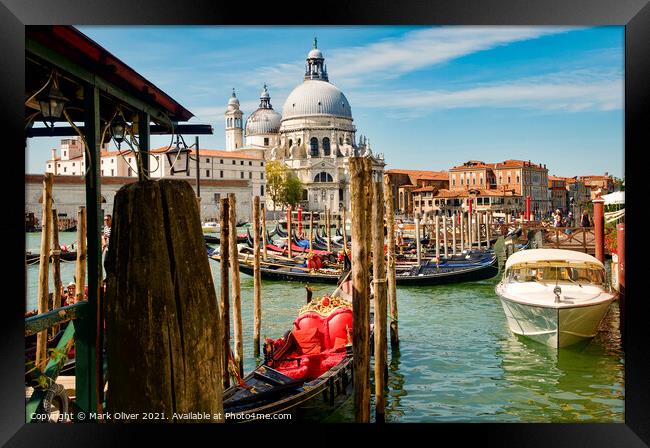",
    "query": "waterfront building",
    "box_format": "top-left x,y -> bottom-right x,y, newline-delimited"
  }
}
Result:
385,169 -> 449,216
548,176 -> 568,213
577,173 -> 615,199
